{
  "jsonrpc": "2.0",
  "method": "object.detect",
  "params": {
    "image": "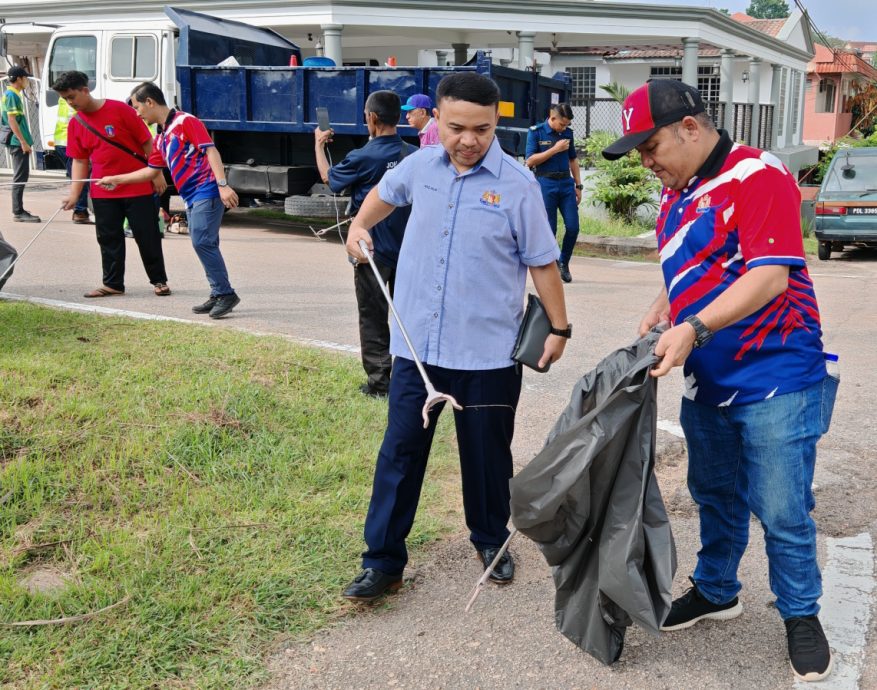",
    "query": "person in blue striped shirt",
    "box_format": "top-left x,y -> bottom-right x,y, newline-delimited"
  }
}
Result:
342,72 -> 570,602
